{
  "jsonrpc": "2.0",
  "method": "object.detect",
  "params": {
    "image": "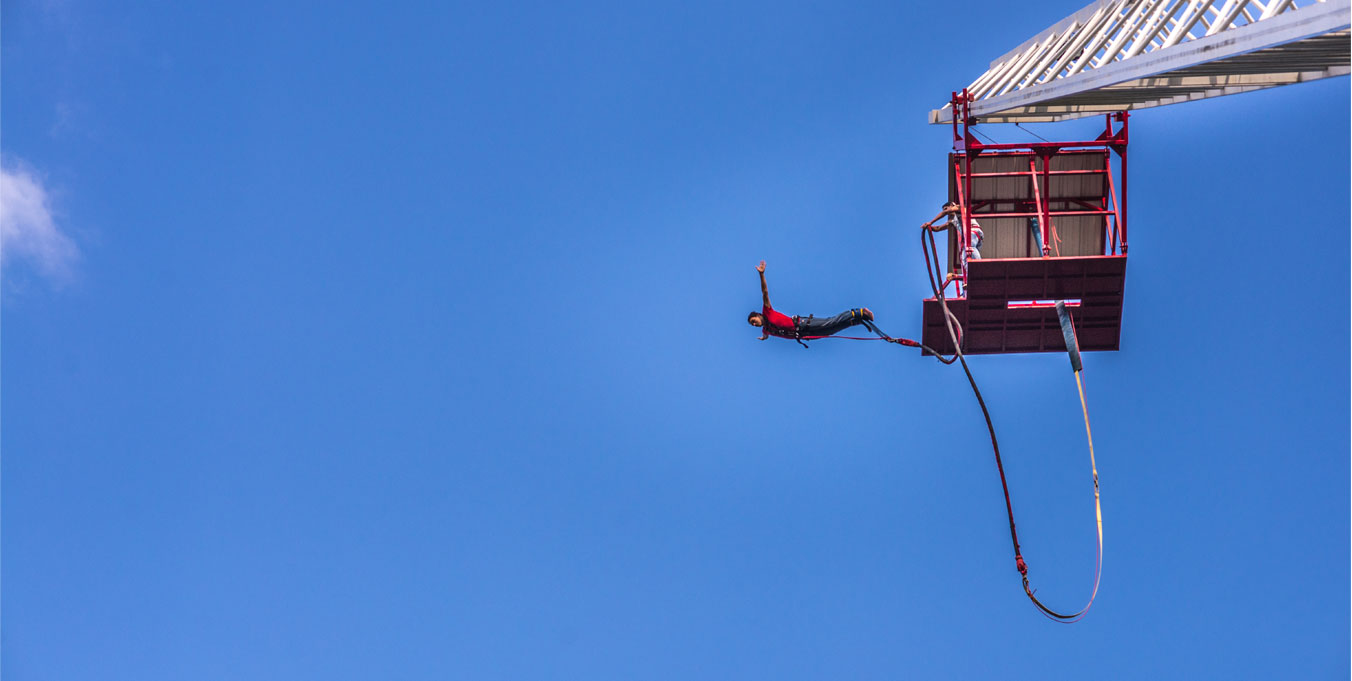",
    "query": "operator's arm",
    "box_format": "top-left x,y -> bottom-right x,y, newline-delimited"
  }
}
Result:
757,260 -> 771,309
923,209 -> 953,231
